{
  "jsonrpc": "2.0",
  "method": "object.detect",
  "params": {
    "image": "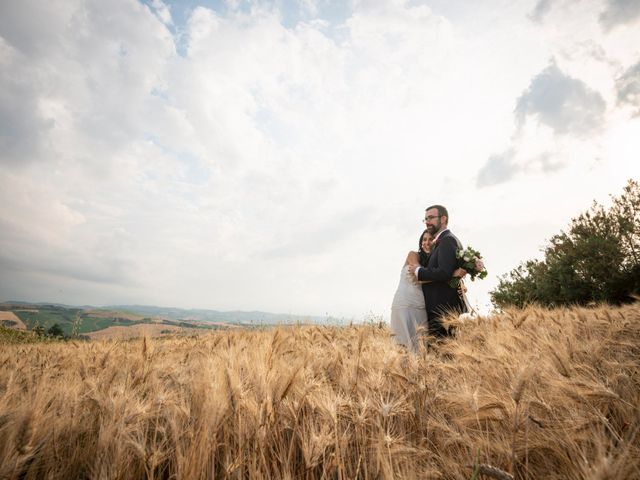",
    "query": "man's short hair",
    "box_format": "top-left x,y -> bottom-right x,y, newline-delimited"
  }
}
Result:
426,204 -> 448,219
